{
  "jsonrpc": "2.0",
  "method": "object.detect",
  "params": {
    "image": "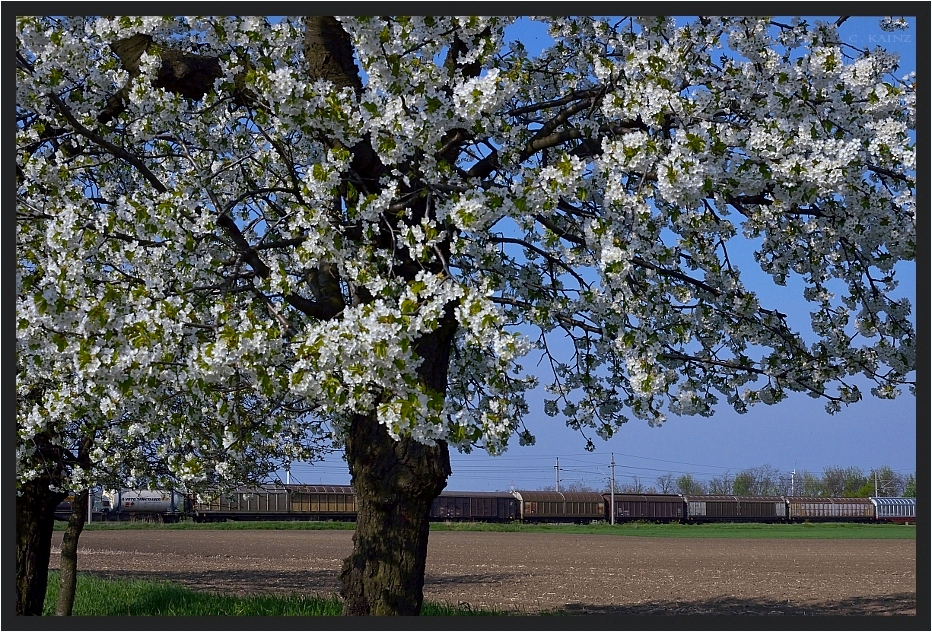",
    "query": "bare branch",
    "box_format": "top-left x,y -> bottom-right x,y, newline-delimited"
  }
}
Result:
506,89 -> 601,117
489,236 -> 590,288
